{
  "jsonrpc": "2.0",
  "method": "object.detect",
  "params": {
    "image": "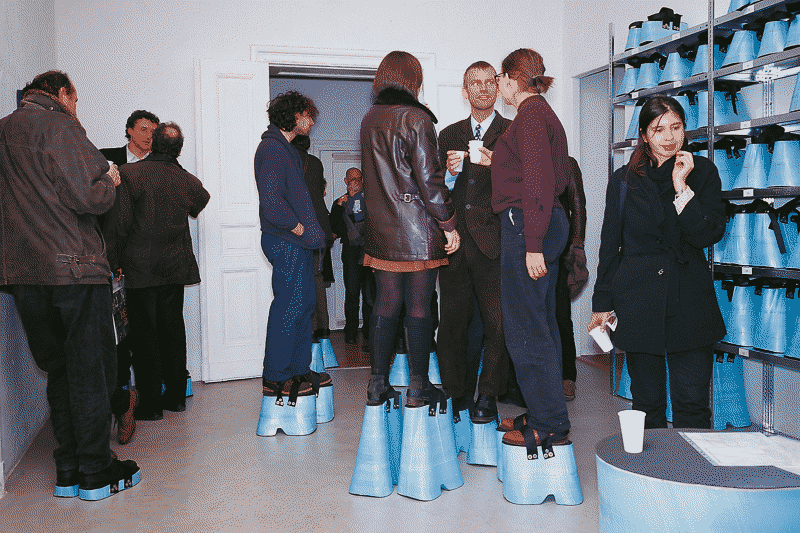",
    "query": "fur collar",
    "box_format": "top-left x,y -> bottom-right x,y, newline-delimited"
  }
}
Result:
374,87 -> 437,124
